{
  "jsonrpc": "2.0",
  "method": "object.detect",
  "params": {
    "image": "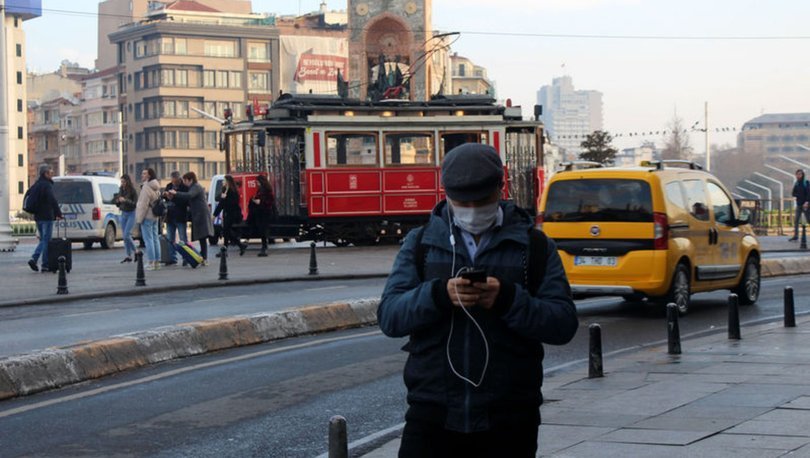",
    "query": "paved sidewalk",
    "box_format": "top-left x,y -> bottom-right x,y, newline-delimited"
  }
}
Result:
363,316 -> 810,457
0,239 -> 399,307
